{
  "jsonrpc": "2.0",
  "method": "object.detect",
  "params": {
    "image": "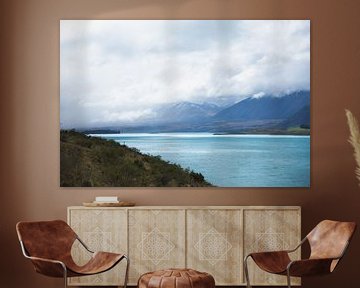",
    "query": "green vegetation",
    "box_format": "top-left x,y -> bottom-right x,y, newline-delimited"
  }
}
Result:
216,126 -> 310,136
60,130 -> 213,187
286,126 -> 310,135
